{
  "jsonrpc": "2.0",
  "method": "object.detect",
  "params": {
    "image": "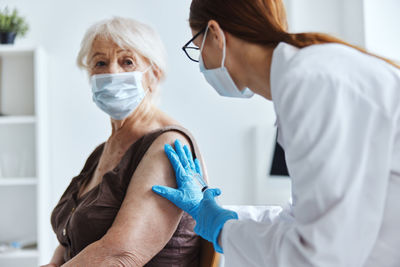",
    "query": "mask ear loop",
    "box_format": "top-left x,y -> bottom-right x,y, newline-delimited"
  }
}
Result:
143,62 -> 155,93
199,26 -> 226,68
143,64 -> 152,73
199,26 -> 209,61
219,29 -> 227,68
